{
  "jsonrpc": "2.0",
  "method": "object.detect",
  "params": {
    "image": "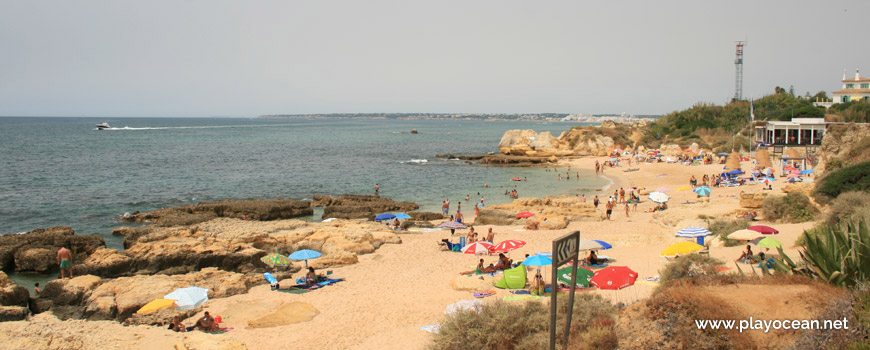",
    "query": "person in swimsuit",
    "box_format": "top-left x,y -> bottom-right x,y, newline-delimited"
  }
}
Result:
485,228 -> 494,243
56,246 -> 73,279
